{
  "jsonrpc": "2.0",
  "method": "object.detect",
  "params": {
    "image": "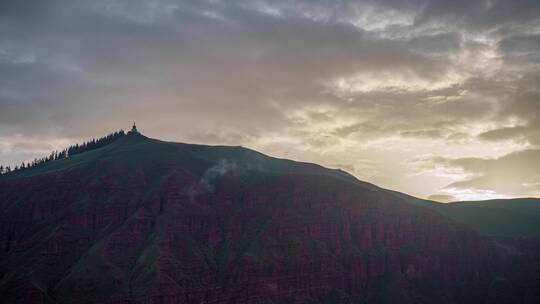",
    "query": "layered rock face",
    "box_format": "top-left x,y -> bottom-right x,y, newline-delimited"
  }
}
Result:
0,139 -> 538,303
